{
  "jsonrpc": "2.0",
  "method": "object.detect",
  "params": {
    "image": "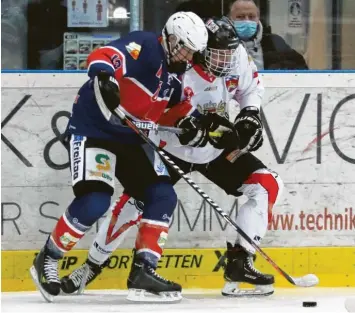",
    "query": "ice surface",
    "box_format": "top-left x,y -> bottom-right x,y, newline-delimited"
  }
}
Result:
2,288 -> 355,313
